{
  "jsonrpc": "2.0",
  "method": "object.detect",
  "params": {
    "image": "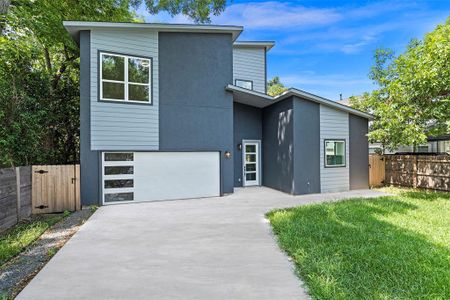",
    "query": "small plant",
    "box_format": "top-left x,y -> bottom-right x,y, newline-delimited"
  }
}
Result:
47,247 -> 57,258
0,293 -> 8,300
90,205 -> 99,213
63,210 -> 71,218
